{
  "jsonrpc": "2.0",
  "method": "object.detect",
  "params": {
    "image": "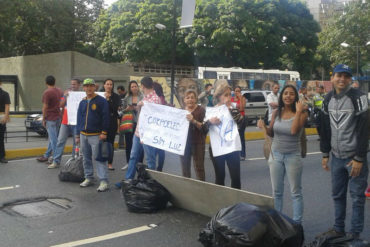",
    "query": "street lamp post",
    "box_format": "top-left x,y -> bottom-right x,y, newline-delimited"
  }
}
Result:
340,41 -> 370,78
155,0 -> 178,105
